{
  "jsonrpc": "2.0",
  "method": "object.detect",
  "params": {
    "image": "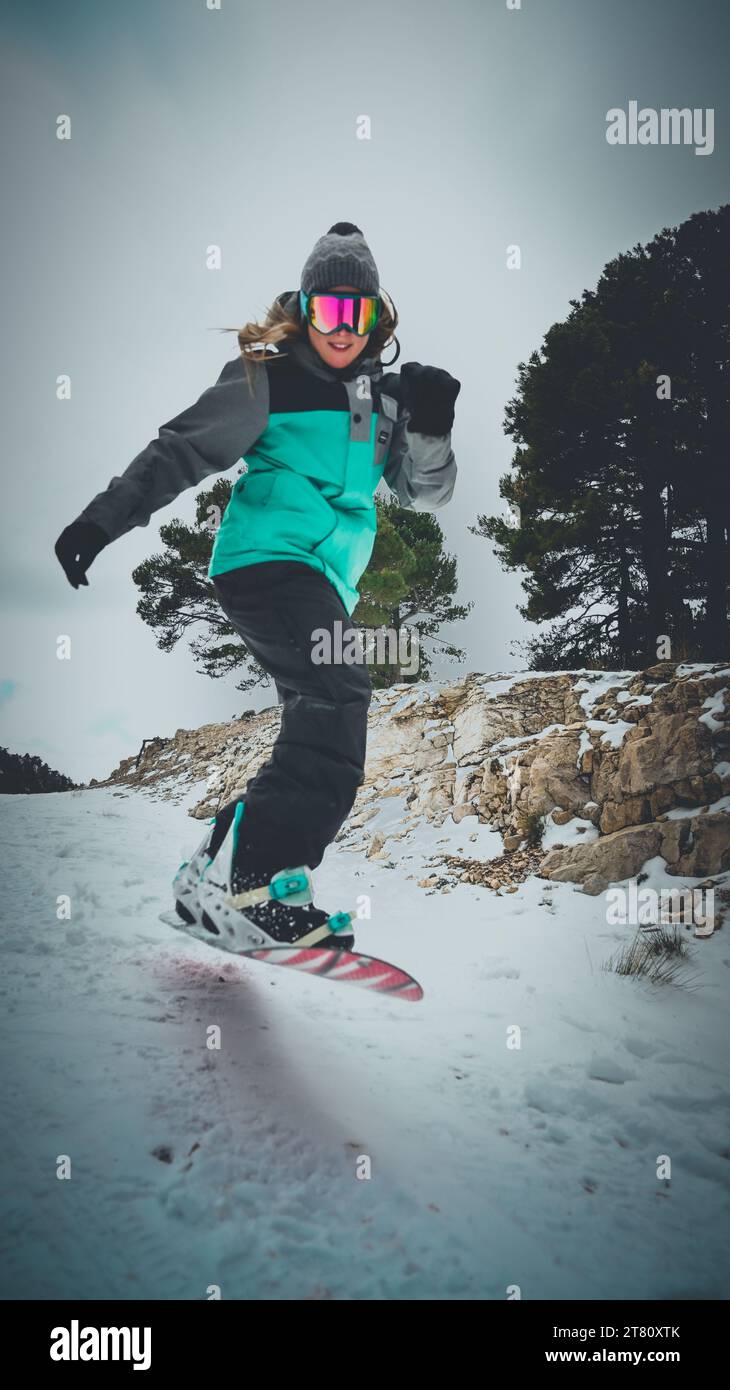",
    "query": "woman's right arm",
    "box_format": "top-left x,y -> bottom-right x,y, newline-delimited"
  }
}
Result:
55,356 -> 269,587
